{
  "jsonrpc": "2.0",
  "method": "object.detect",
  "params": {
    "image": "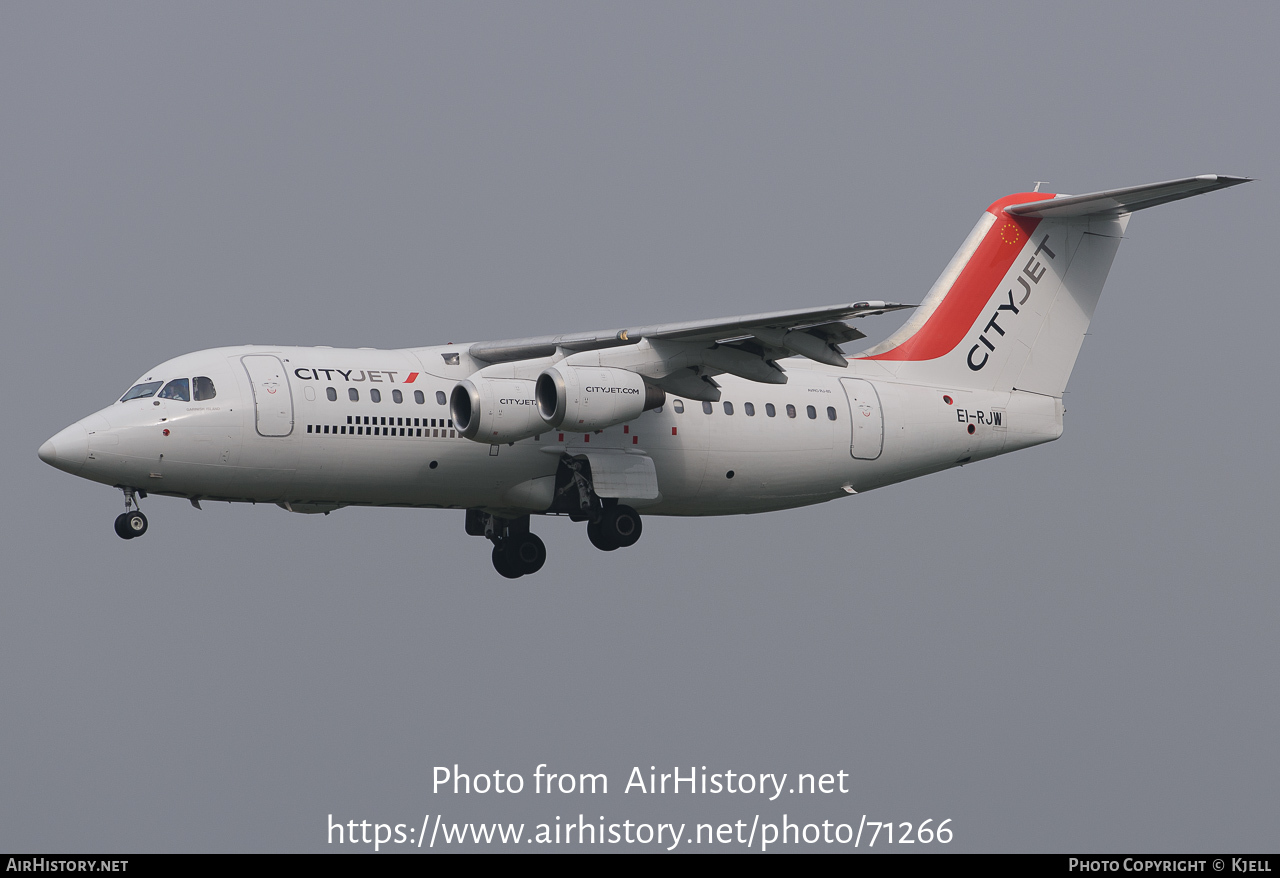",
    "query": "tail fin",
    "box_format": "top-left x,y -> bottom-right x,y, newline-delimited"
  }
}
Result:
856,175 -> 1249,396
